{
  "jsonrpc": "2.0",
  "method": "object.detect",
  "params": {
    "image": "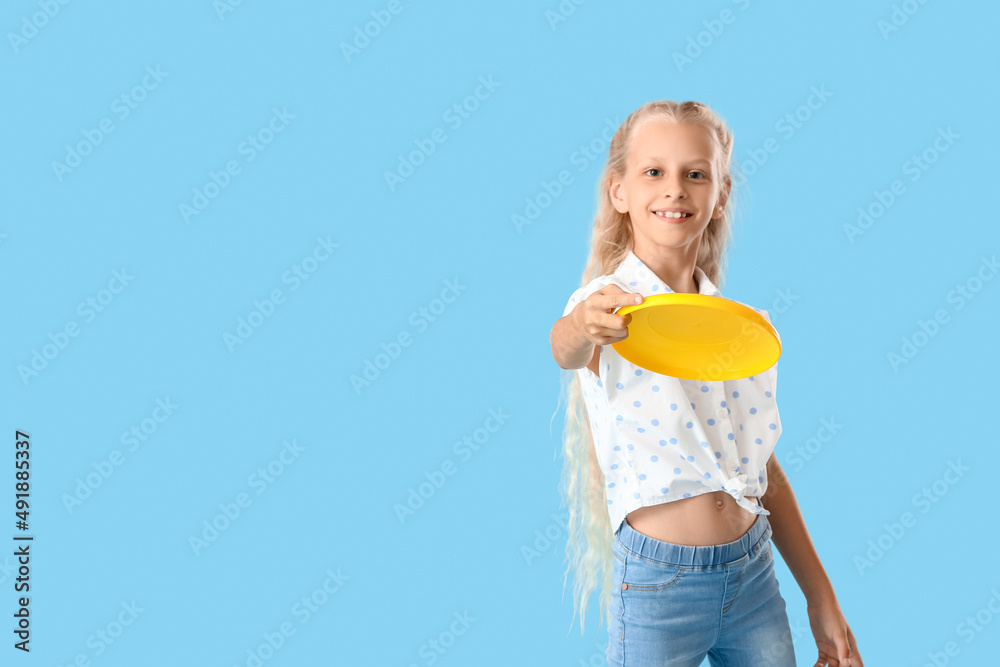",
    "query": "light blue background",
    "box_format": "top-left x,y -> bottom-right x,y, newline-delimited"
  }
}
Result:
2,1 -> 998,665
